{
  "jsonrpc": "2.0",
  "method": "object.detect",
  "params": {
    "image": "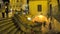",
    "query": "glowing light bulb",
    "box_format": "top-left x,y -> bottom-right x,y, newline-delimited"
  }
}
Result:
27,17 -> 31,20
